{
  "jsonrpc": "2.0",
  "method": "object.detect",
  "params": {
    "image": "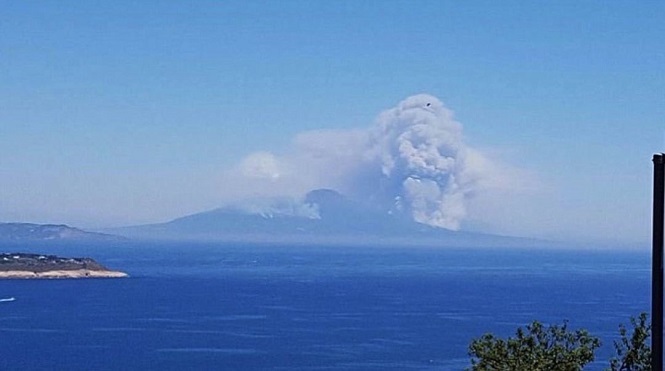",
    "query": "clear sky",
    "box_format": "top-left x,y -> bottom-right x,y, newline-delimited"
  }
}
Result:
1,1 -> 663,245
